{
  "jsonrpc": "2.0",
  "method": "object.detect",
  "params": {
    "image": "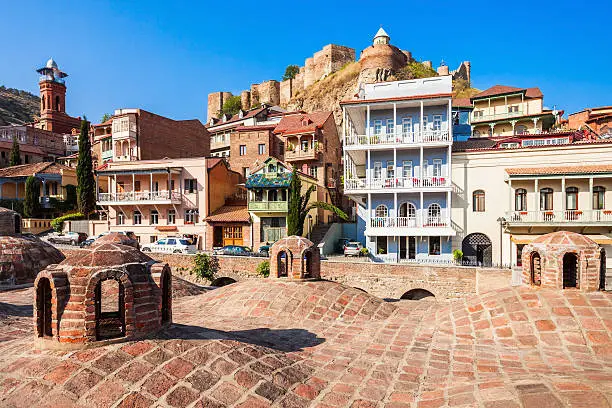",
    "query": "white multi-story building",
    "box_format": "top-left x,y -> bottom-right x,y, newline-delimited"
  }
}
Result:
341,76 -> 455,262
